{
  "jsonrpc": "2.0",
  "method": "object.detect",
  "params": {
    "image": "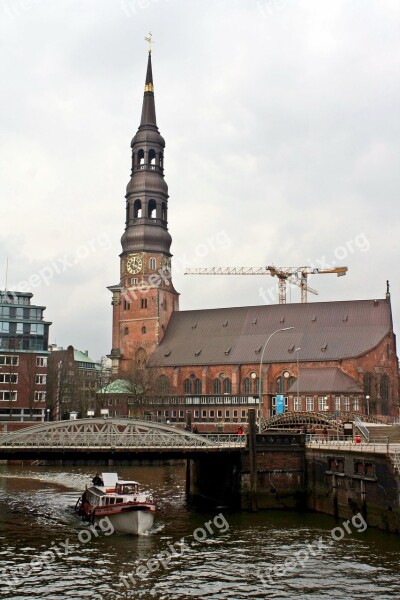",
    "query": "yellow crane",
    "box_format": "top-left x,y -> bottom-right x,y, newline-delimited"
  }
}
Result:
184,265 -> 348,304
